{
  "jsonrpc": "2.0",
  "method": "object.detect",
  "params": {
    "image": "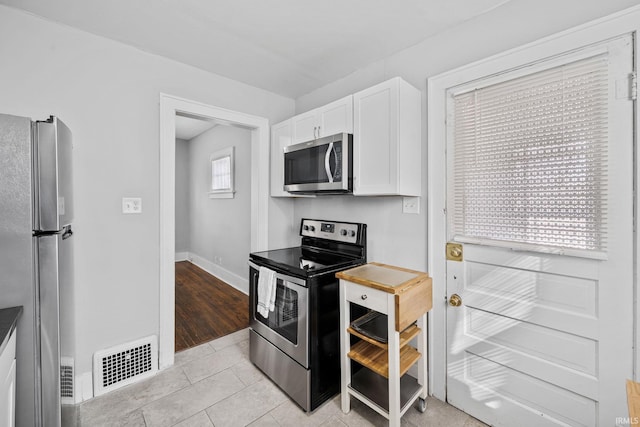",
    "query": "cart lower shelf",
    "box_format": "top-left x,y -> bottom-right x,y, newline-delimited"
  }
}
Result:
348,367 -> 422,414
